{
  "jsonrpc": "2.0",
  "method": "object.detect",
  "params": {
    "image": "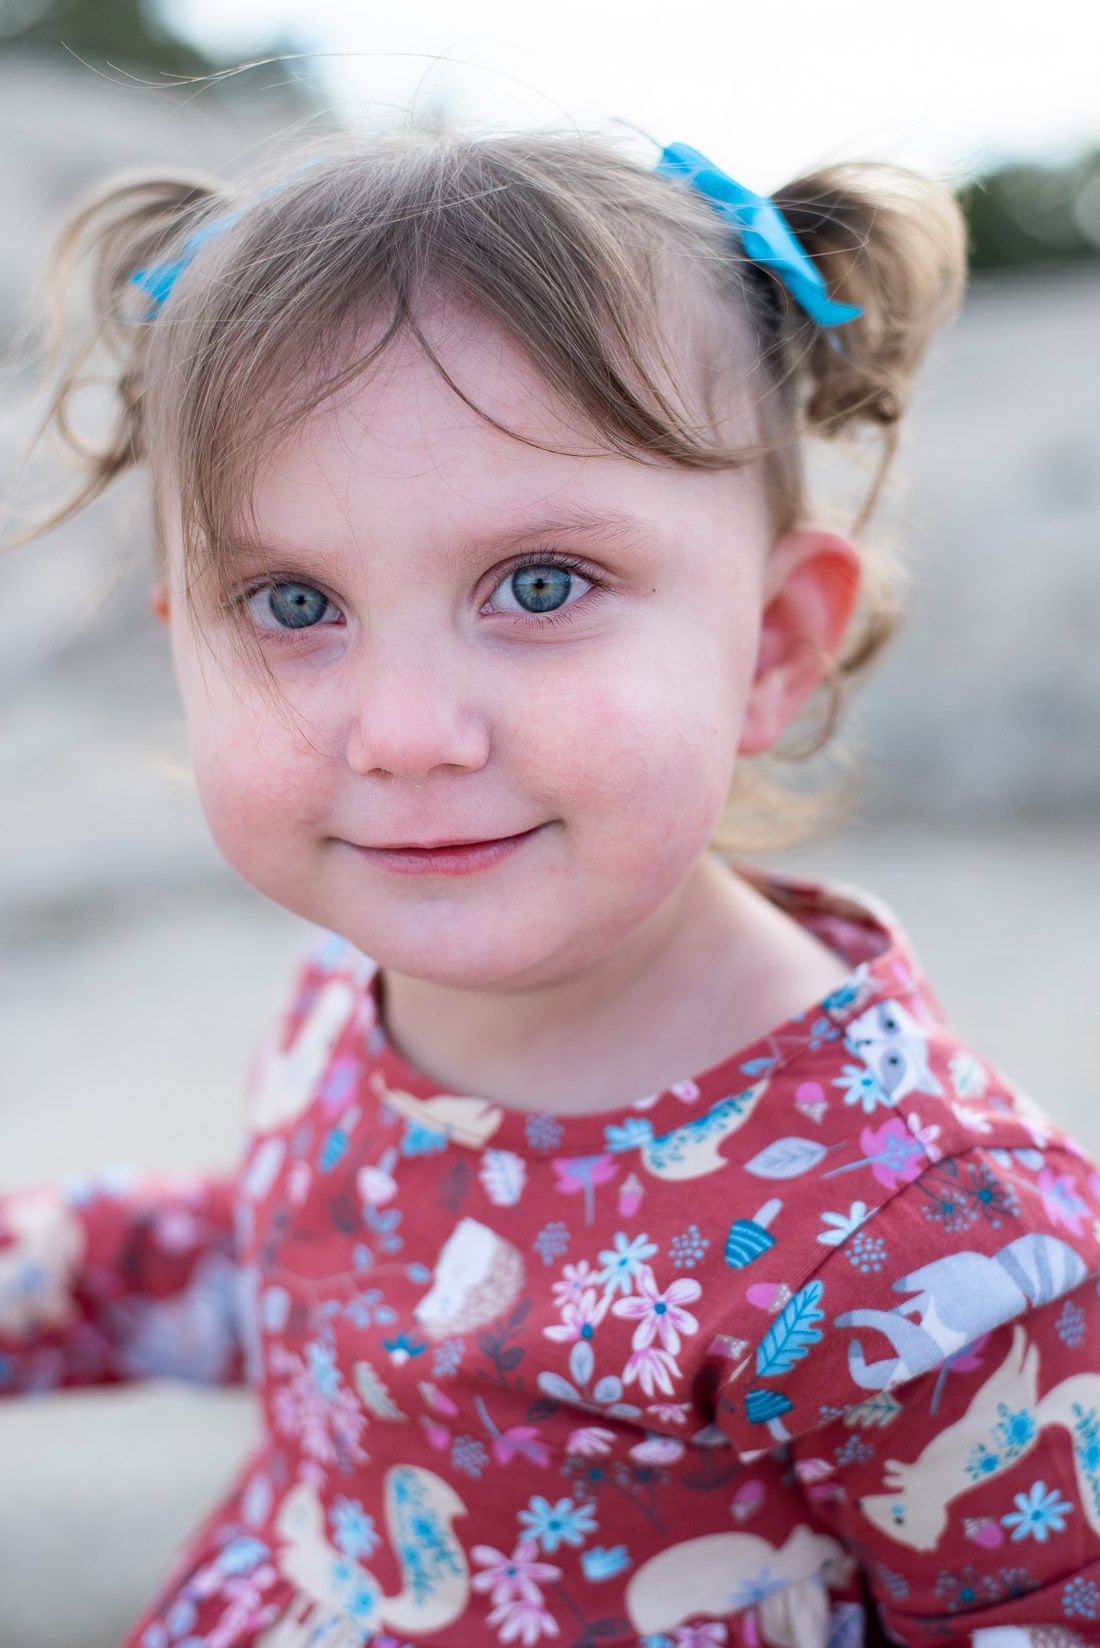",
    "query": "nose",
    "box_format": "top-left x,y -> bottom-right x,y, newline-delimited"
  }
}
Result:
343,639 -> 491,780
